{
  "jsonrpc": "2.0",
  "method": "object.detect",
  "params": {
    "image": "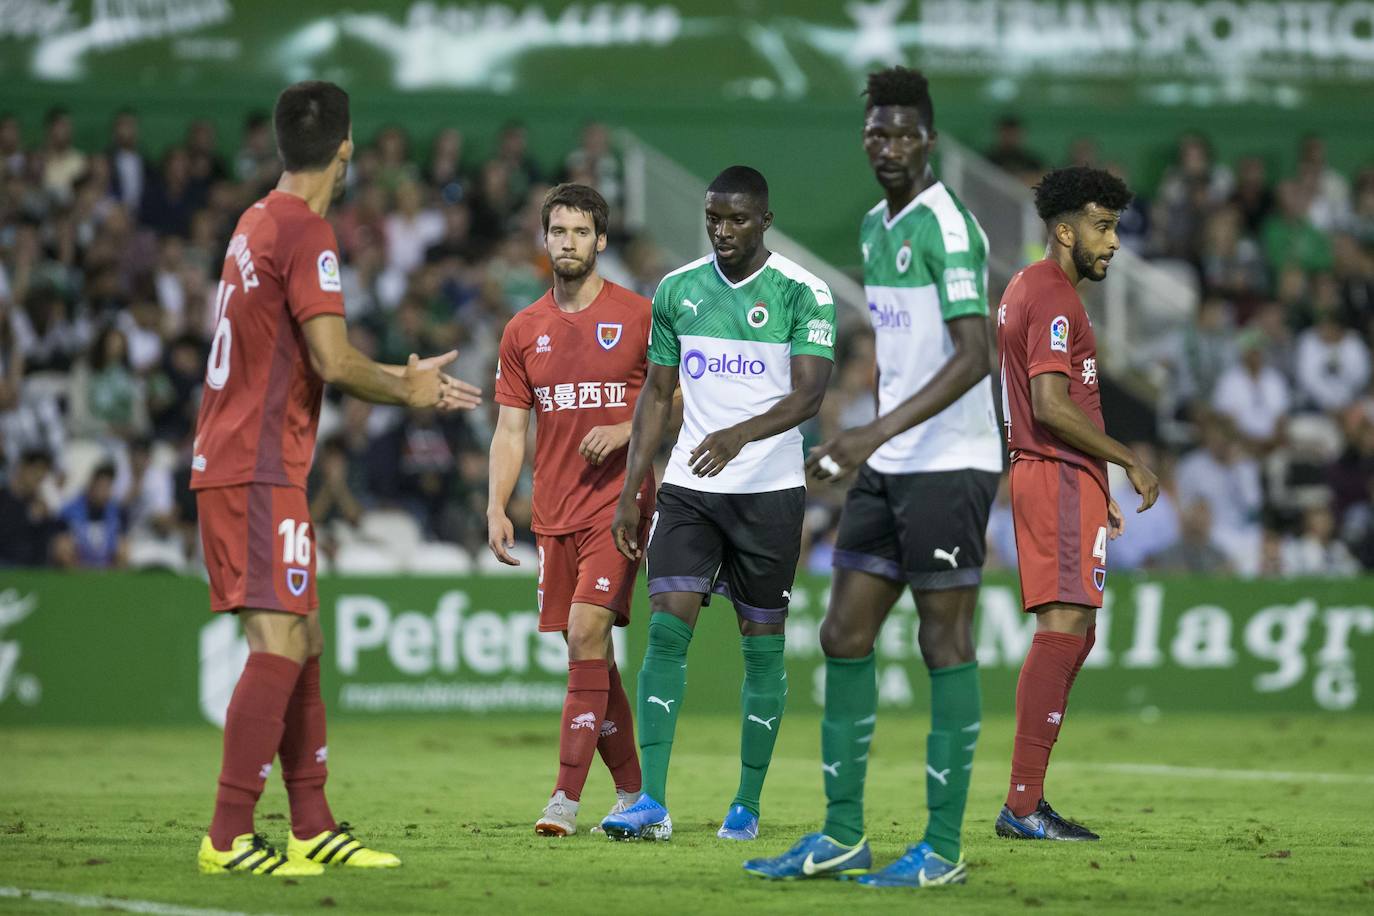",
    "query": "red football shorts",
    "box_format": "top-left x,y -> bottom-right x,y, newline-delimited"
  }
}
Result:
1010,457 -> 1108,612
535,517 -> 648,633
197,483 -> 317,615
